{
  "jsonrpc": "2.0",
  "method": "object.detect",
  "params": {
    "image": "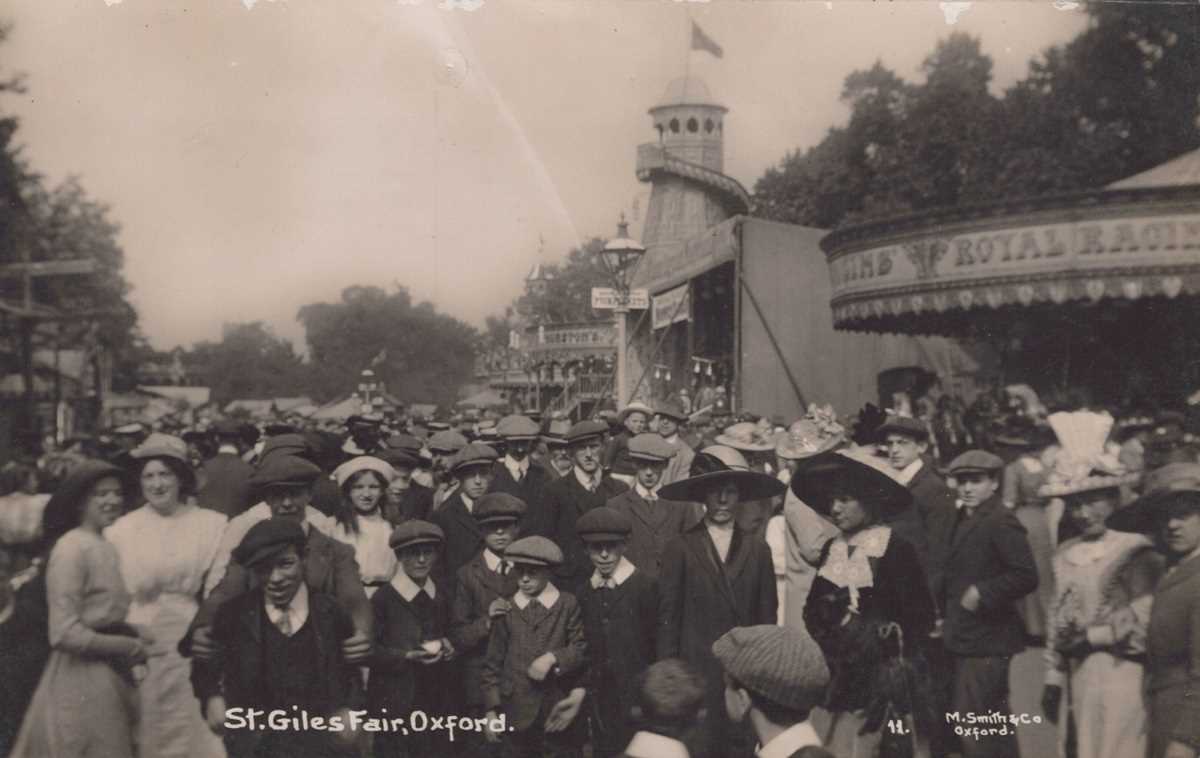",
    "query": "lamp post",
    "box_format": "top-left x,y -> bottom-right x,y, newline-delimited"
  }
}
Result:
357,369 -> 379,414
595,215 -> 646,407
